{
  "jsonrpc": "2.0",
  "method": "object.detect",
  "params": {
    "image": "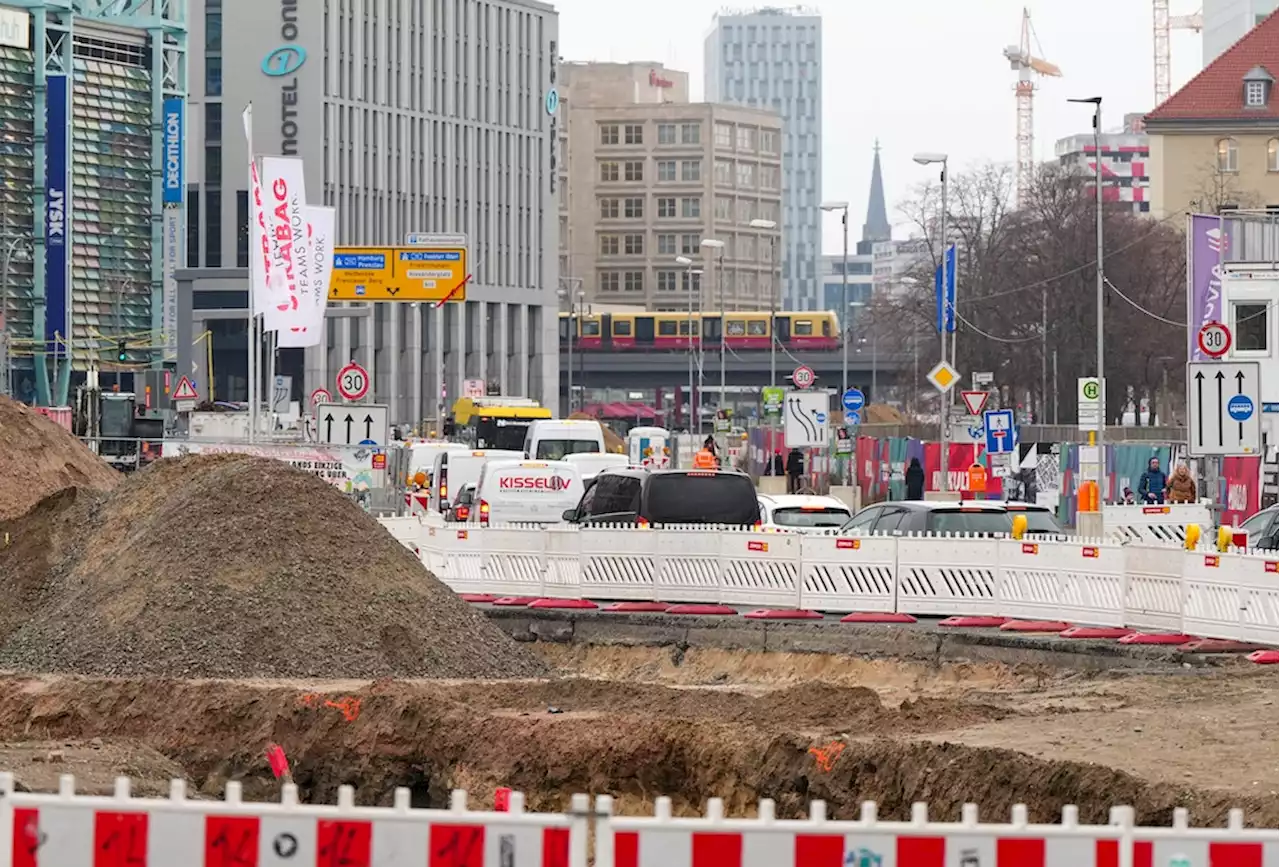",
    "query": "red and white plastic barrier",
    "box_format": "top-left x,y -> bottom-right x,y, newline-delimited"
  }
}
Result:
0,775 -> 583,867
3,775 -> 1276,867
595,797 -> 1278,867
